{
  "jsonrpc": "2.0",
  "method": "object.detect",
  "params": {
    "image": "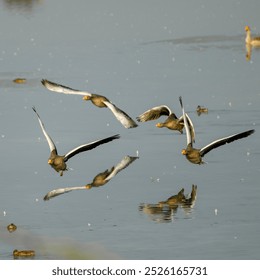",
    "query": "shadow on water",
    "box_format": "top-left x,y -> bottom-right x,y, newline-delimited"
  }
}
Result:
44,155 -> 139,200
139,185 -> 197,223
2,0 -> 42,12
